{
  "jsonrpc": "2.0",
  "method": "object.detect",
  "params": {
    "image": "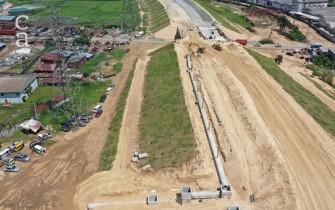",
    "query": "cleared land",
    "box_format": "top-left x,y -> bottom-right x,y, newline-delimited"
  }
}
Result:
139,43 -> 196,168
140,0 -> 170,33
246,48 -> 335,136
